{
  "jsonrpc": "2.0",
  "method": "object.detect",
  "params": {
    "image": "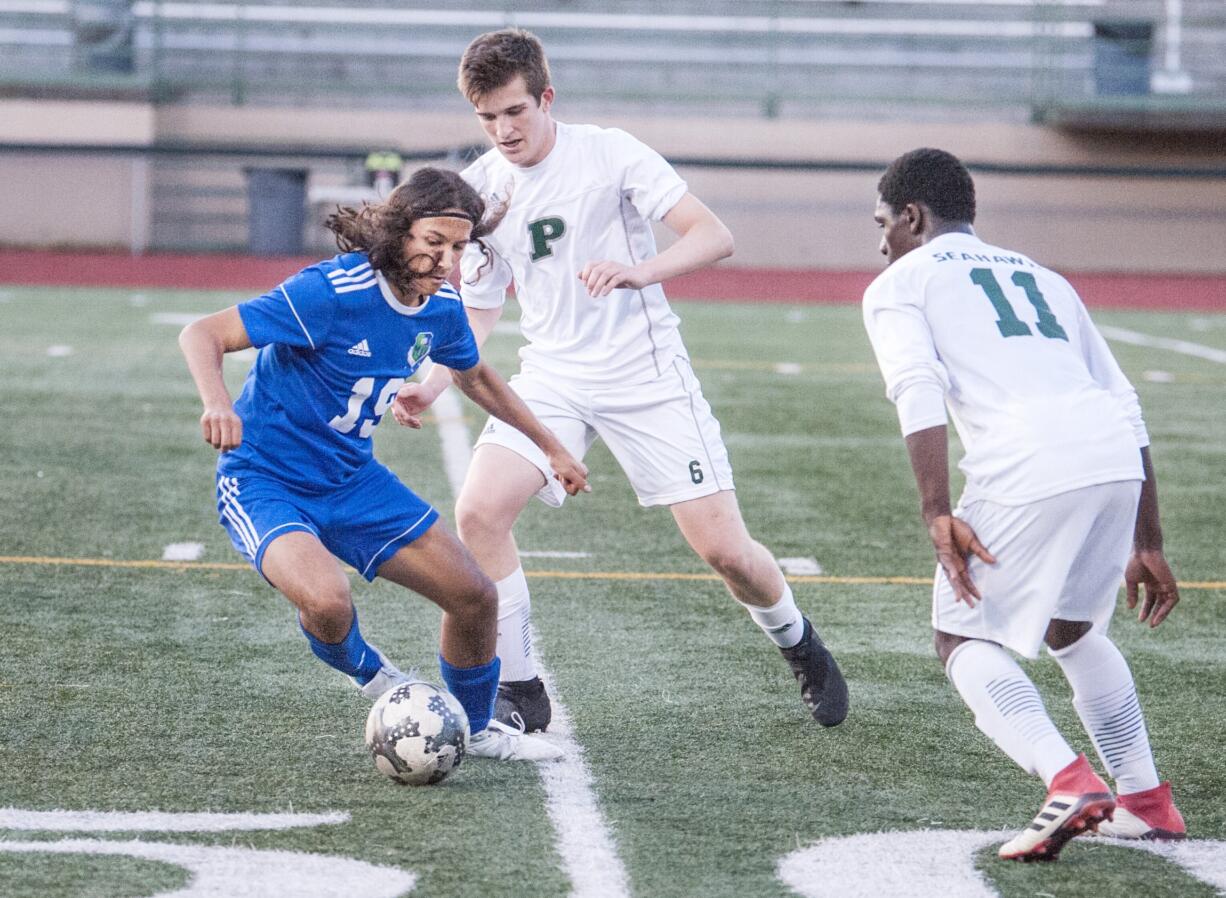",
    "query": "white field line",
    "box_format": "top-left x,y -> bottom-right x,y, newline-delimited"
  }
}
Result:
162,542 -> 204,561
0,838 -> 415,898
1143,370 -> 1176,383
777,556 -> 823,575
777,829 -> 1226,897
430,385 -> 631,898
430,386 -> 475,499
533,656 -> 633,898
0,807 -> 348,832
1099,325 -> 1226,365
779,829 -> 1008,897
